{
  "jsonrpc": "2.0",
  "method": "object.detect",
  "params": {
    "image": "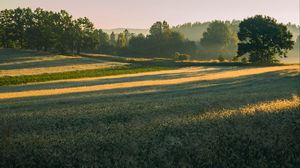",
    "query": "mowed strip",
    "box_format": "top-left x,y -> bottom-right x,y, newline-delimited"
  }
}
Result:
0,62 -> 126,76
0,65 -> 298,100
